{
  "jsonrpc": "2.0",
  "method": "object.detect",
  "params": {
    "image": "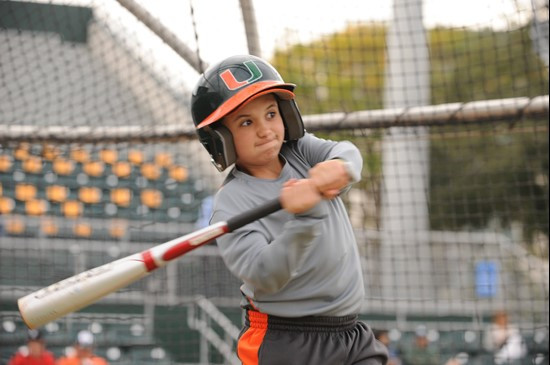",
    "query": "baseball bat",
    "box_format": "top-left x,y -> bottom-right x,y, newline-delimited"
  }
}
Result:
18,198 -> 282,329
